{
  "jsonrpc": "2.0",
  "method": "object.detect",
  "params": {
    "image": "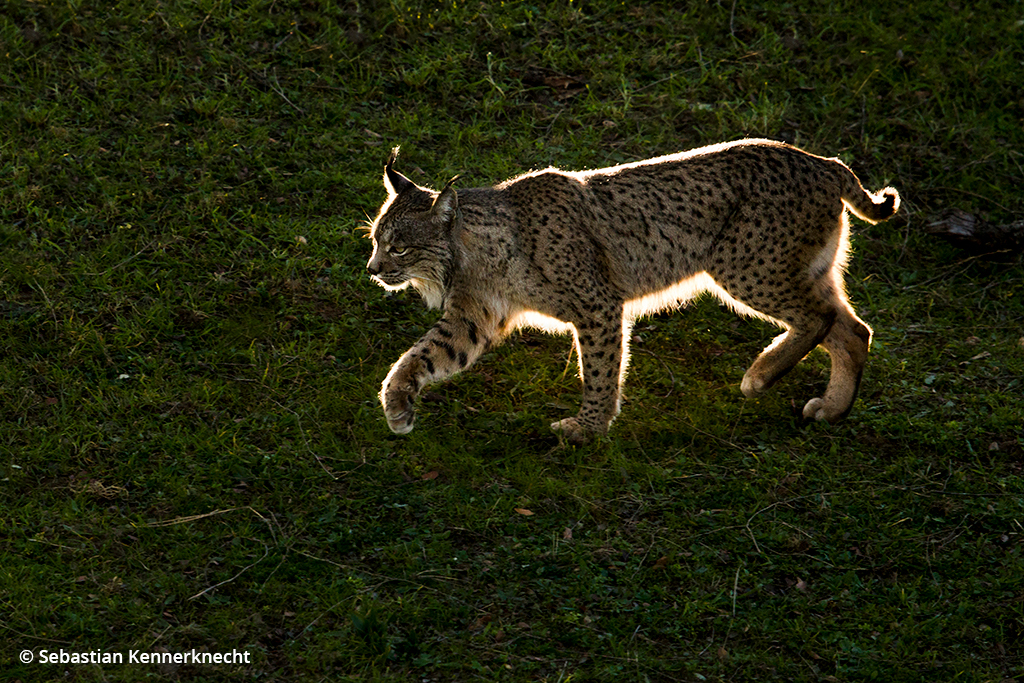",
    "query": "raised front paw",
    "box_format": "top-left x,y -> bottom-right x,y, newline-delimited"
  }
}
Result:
383,389 -> 416,434
381,375 -> 417,435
